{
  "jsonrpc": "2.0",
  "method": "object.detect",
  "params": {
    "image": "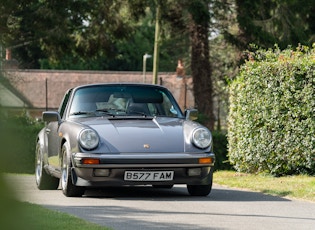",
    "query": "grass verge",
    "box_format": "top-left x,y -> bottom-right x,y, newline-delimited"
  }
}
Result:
214,170 -> 315,202
0,173 -> 111,230
2,172 -> 314,229
1,201 -> 112,230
